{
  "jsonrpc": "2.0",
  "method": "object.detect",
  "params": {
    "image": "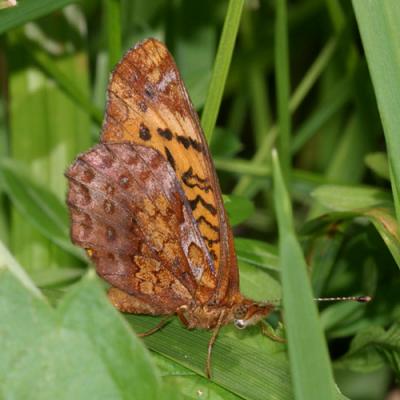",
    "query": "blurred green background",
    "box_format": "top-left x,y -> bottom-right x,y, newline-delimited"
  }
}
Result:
0,0 -> 399,399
